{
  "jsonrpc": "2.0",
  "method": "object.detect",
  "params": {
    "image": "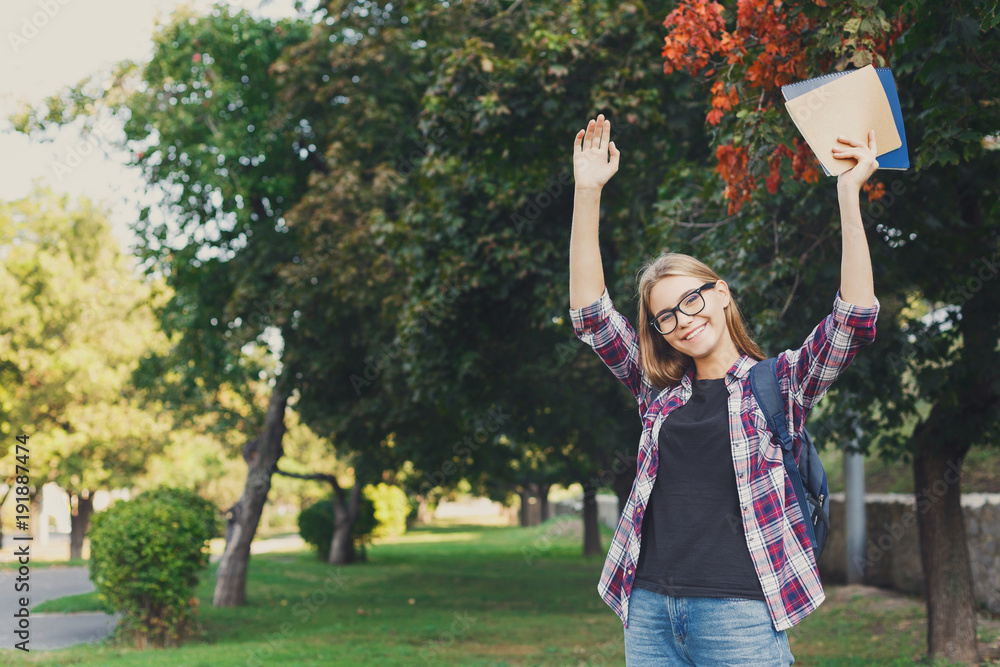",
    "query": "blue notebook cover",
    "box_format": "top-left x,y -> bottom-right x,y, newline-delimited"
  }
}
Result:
781,67 -> 909,172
